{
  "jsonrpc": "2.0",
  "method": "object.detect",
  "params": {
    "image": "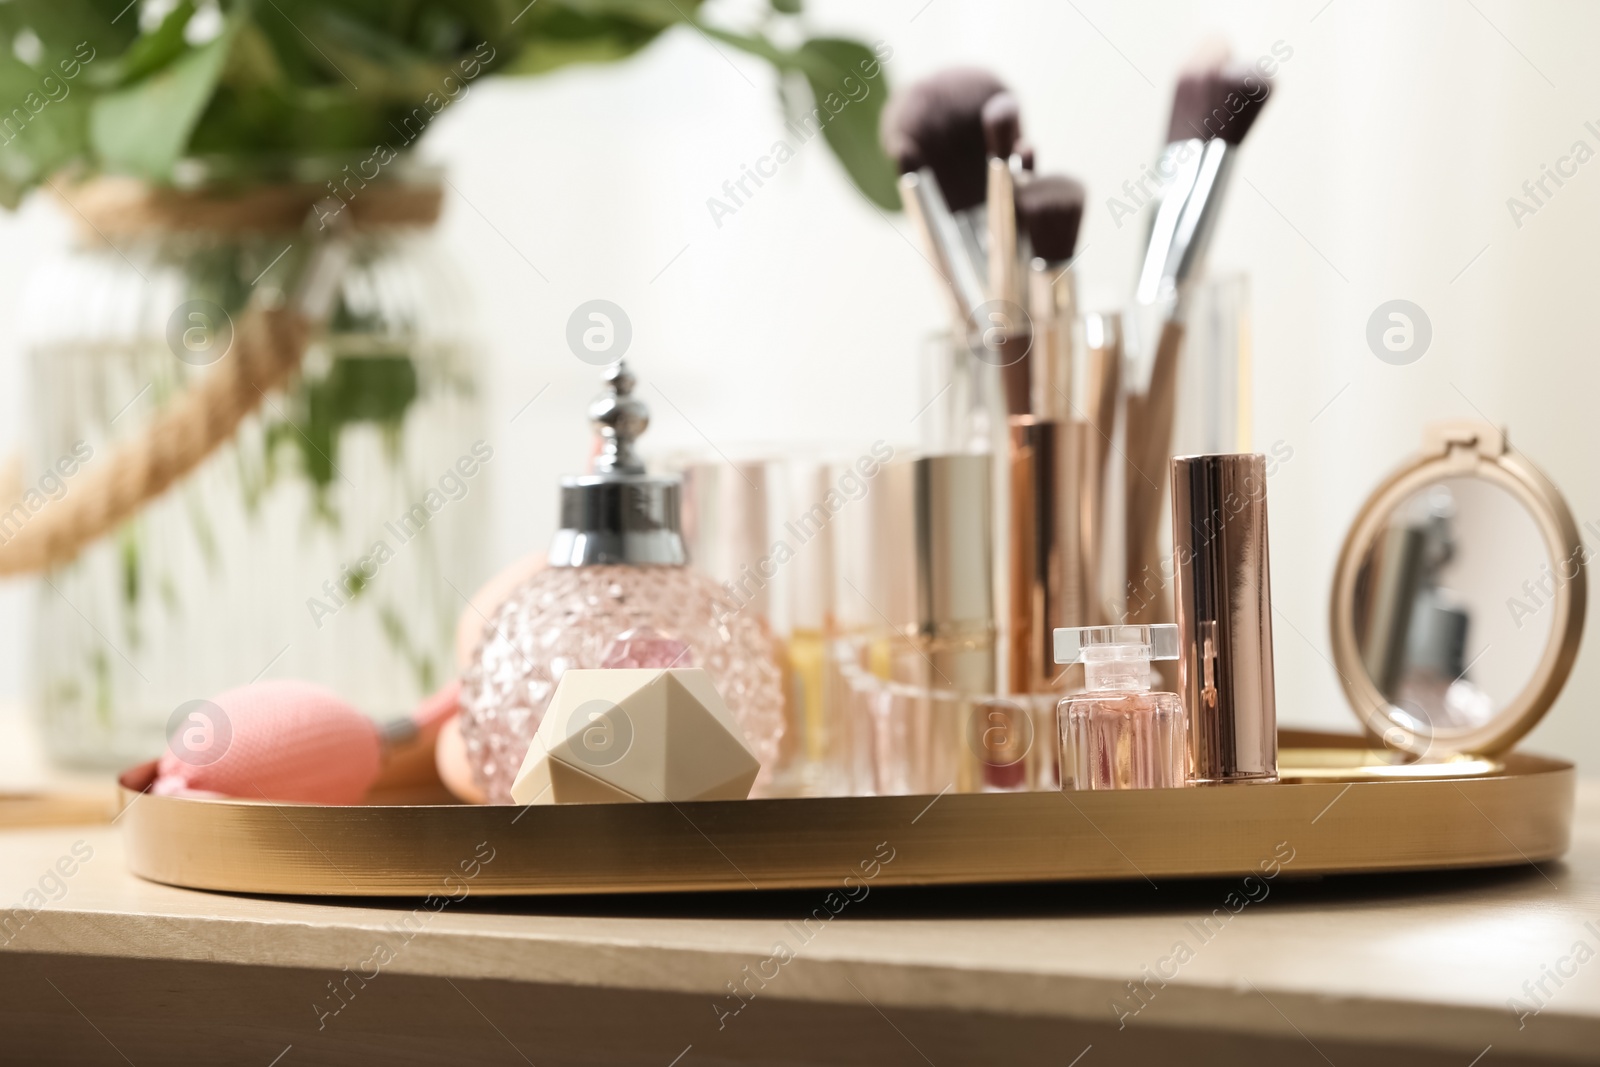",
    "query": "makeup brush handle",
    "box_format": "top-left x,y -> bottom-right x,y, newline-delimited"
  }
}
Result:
952,210 -> 989,307
1084,334 -> 1121,446
997,329 -> 1034,418
987,157 -> 1017,305
1027,262 -> 1076,419
899,172 -> 970,332
903,170 -> 988,332
1124,319 -> 1185,625
1076,322 -> 1121,621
